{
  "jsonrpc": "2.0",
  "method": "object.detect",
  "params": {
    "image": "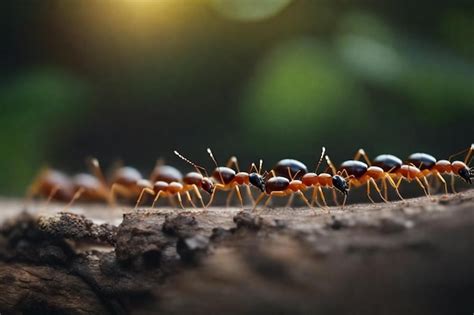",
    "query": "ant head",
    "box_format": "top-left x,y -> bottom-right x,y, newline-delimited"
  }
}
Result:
458,167 -> 472,184
200,177 -> 214,194
332,175 -> 349,195
249,172 -> 265,192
